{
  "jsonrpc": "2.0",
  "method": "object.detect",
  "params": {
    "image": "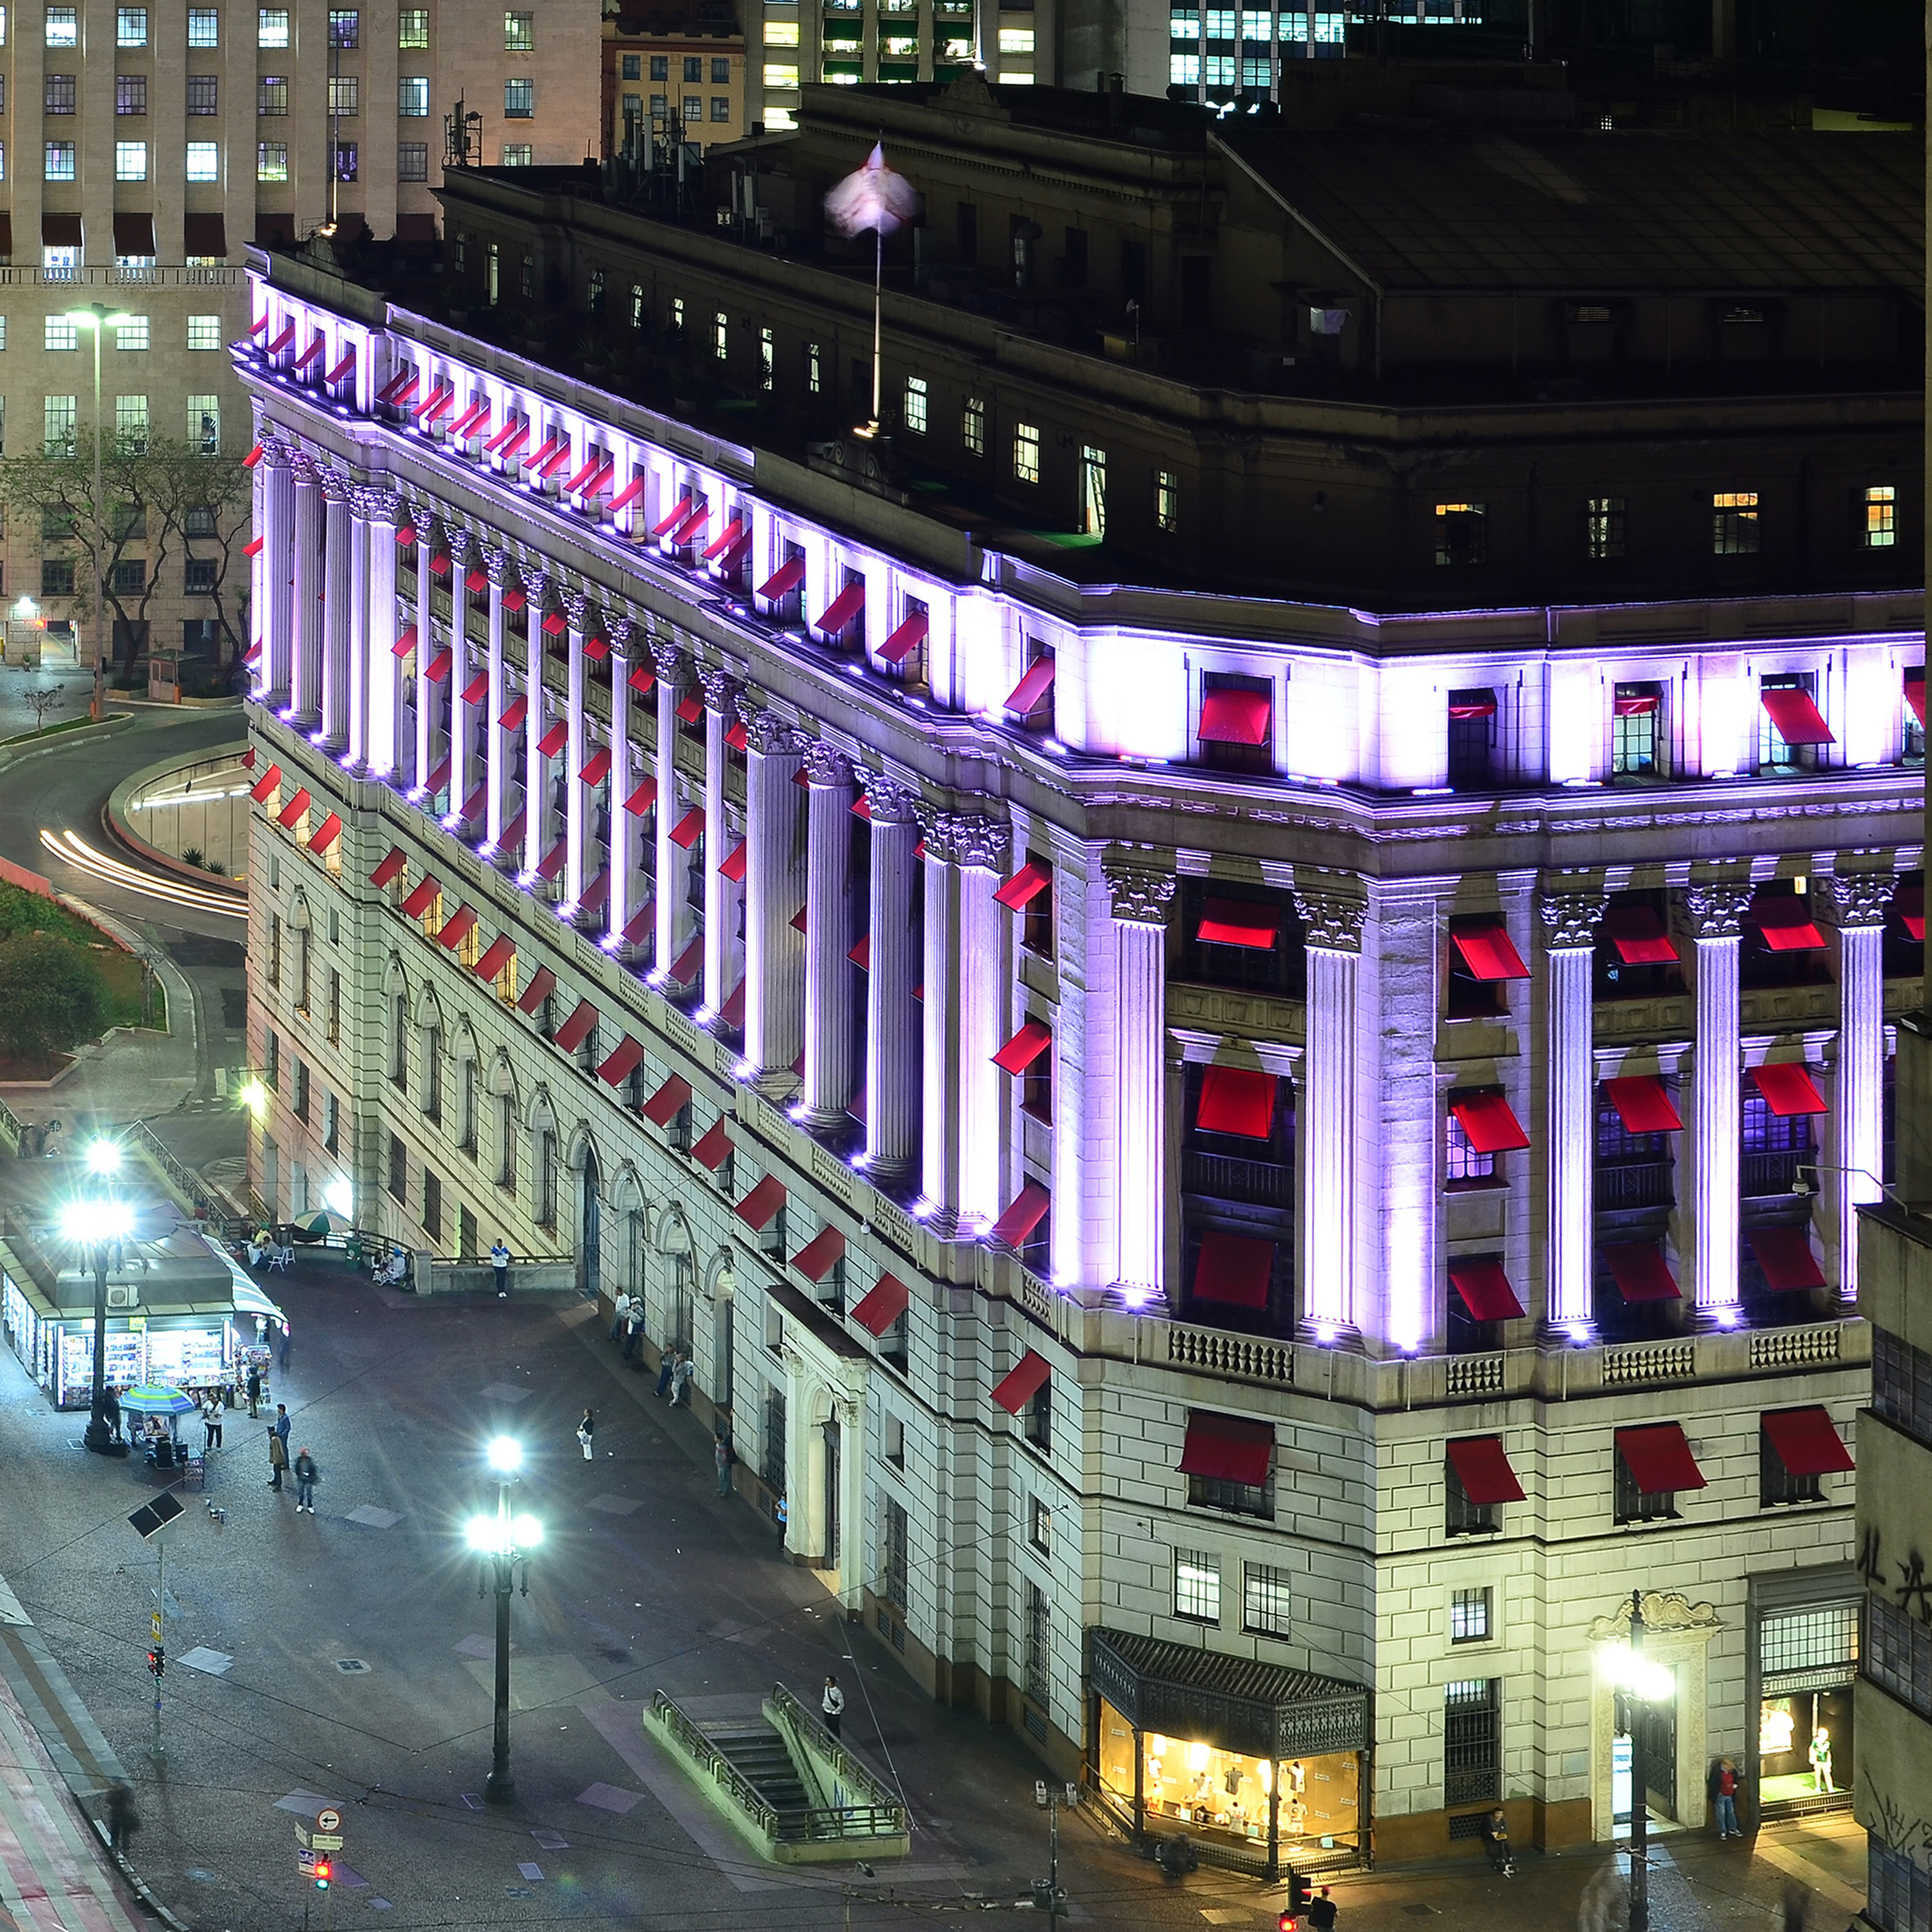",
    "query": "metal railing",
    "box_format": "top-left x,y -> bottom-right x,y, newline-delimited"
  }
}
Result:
650,1693 -> 780,1837
1595,1158 -> 1673,1210
1742,1149 -> 1806,1196
130,1119 -> 212,1213
0,1093 -> 23,1155
1183,1150 -> 1292,1208
765,1682 -> 909,1841
0,265 -> 241,287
